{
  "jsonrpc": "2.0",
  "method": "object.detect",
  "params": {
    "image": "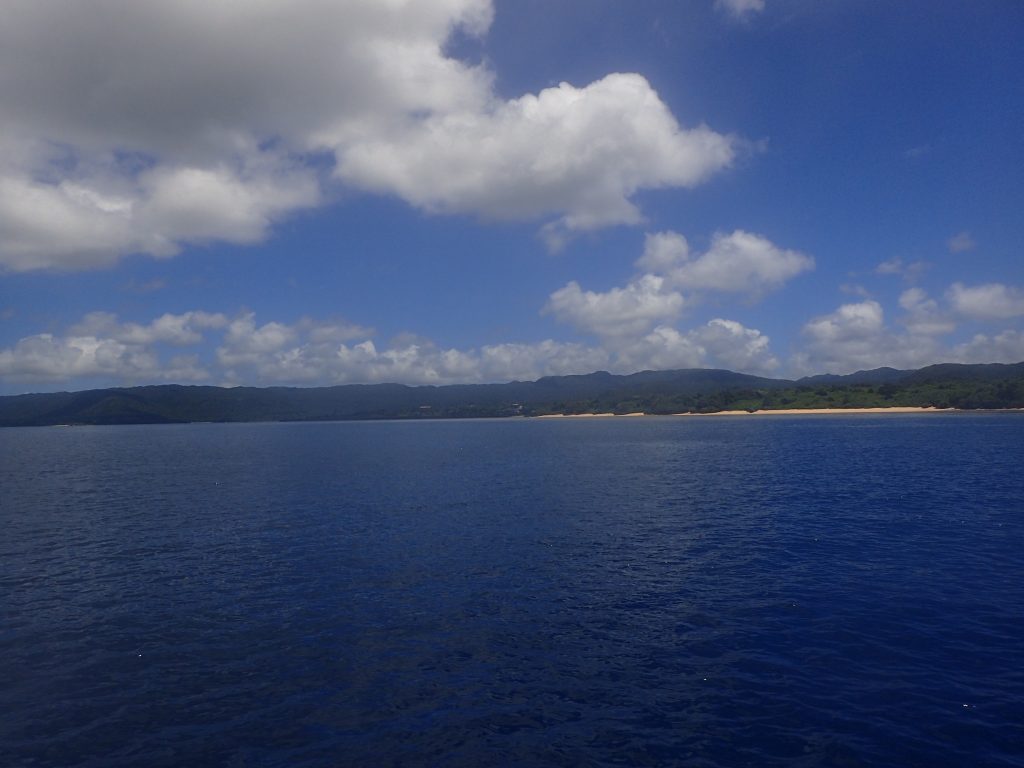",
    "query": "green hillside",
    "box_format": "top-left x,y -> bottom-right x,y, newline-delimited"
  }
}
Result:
1,363 -> 1022,427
